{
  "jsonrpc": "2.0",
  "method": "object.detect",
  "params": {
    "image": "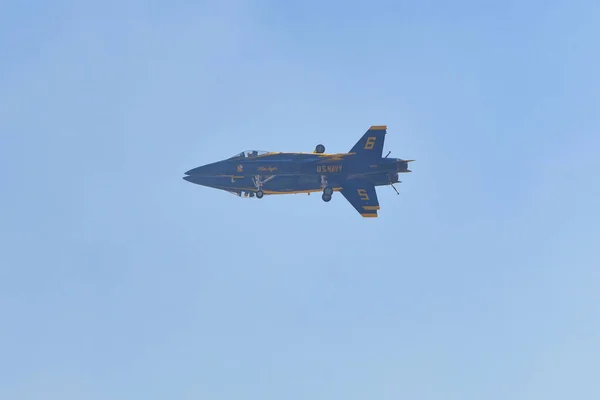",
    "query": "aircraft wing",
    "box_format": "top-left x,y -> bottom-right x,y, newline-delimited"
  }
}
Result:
340,180 -> 380,218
